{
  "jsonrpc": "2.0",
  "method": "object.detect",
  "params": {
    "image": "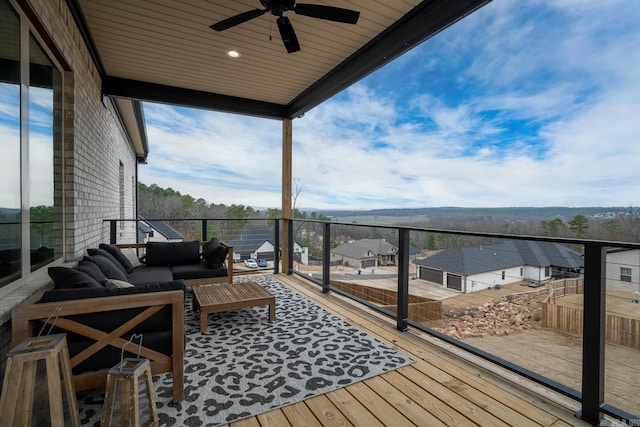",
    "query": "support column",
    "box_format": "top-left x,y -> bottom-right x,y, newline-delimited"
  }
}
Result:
281,119 -> 292,274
